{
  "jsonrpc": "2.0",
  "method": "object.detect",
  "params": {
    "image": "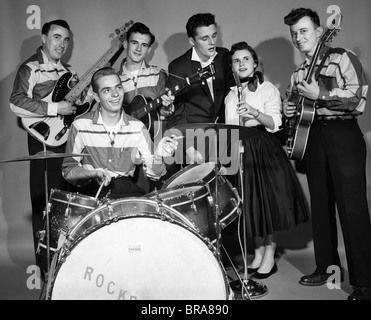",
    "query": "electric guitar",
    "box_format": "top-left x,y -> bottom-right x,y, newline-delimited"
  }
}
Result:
22,20 -> 134,148
285,13 -> 342,161
124,63 -> 216,139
